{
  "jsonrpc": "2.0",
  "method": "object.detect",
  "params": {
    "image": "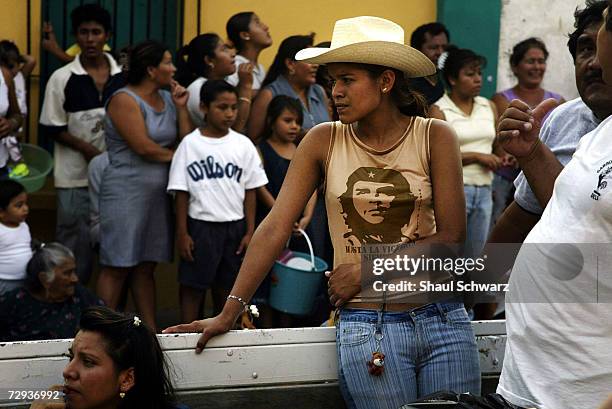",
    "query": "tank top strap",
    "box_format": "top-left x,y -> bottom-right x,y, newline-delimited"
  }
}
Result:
408,116 -> 433,176
106,87 -> 174,119
106,87 -> 147,118
258,140 -> 275,165
323,121 -> 341,195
